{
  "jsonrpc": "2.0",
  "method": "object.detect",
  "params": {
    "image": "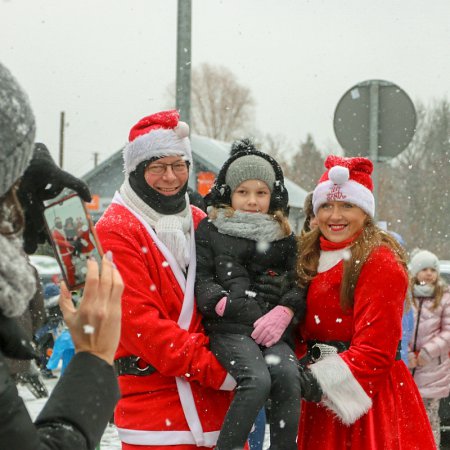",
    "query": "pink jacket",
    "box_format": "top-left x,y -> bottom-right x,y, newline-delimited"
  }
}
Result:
410,287 -> 450,399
